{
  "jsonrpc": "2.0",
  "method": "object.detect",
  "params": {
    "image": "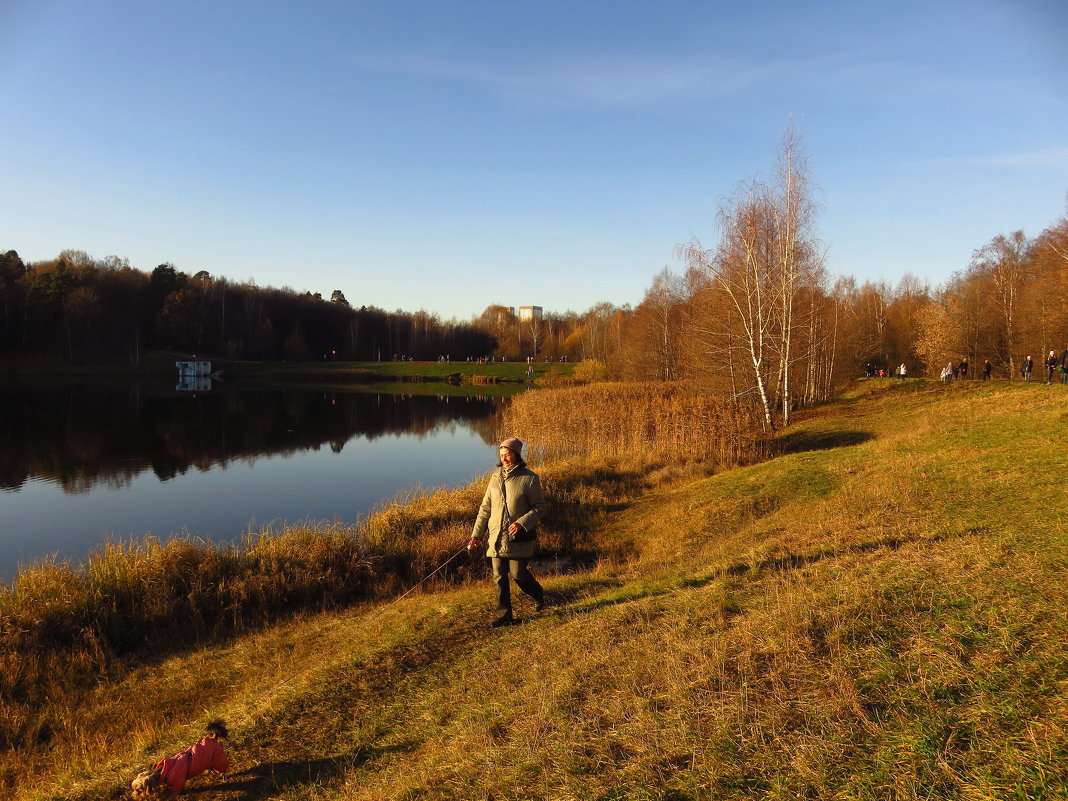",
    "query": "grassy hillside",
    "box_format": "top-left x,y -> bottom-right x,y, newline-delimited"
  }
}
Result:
13,379 -> 1068,800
